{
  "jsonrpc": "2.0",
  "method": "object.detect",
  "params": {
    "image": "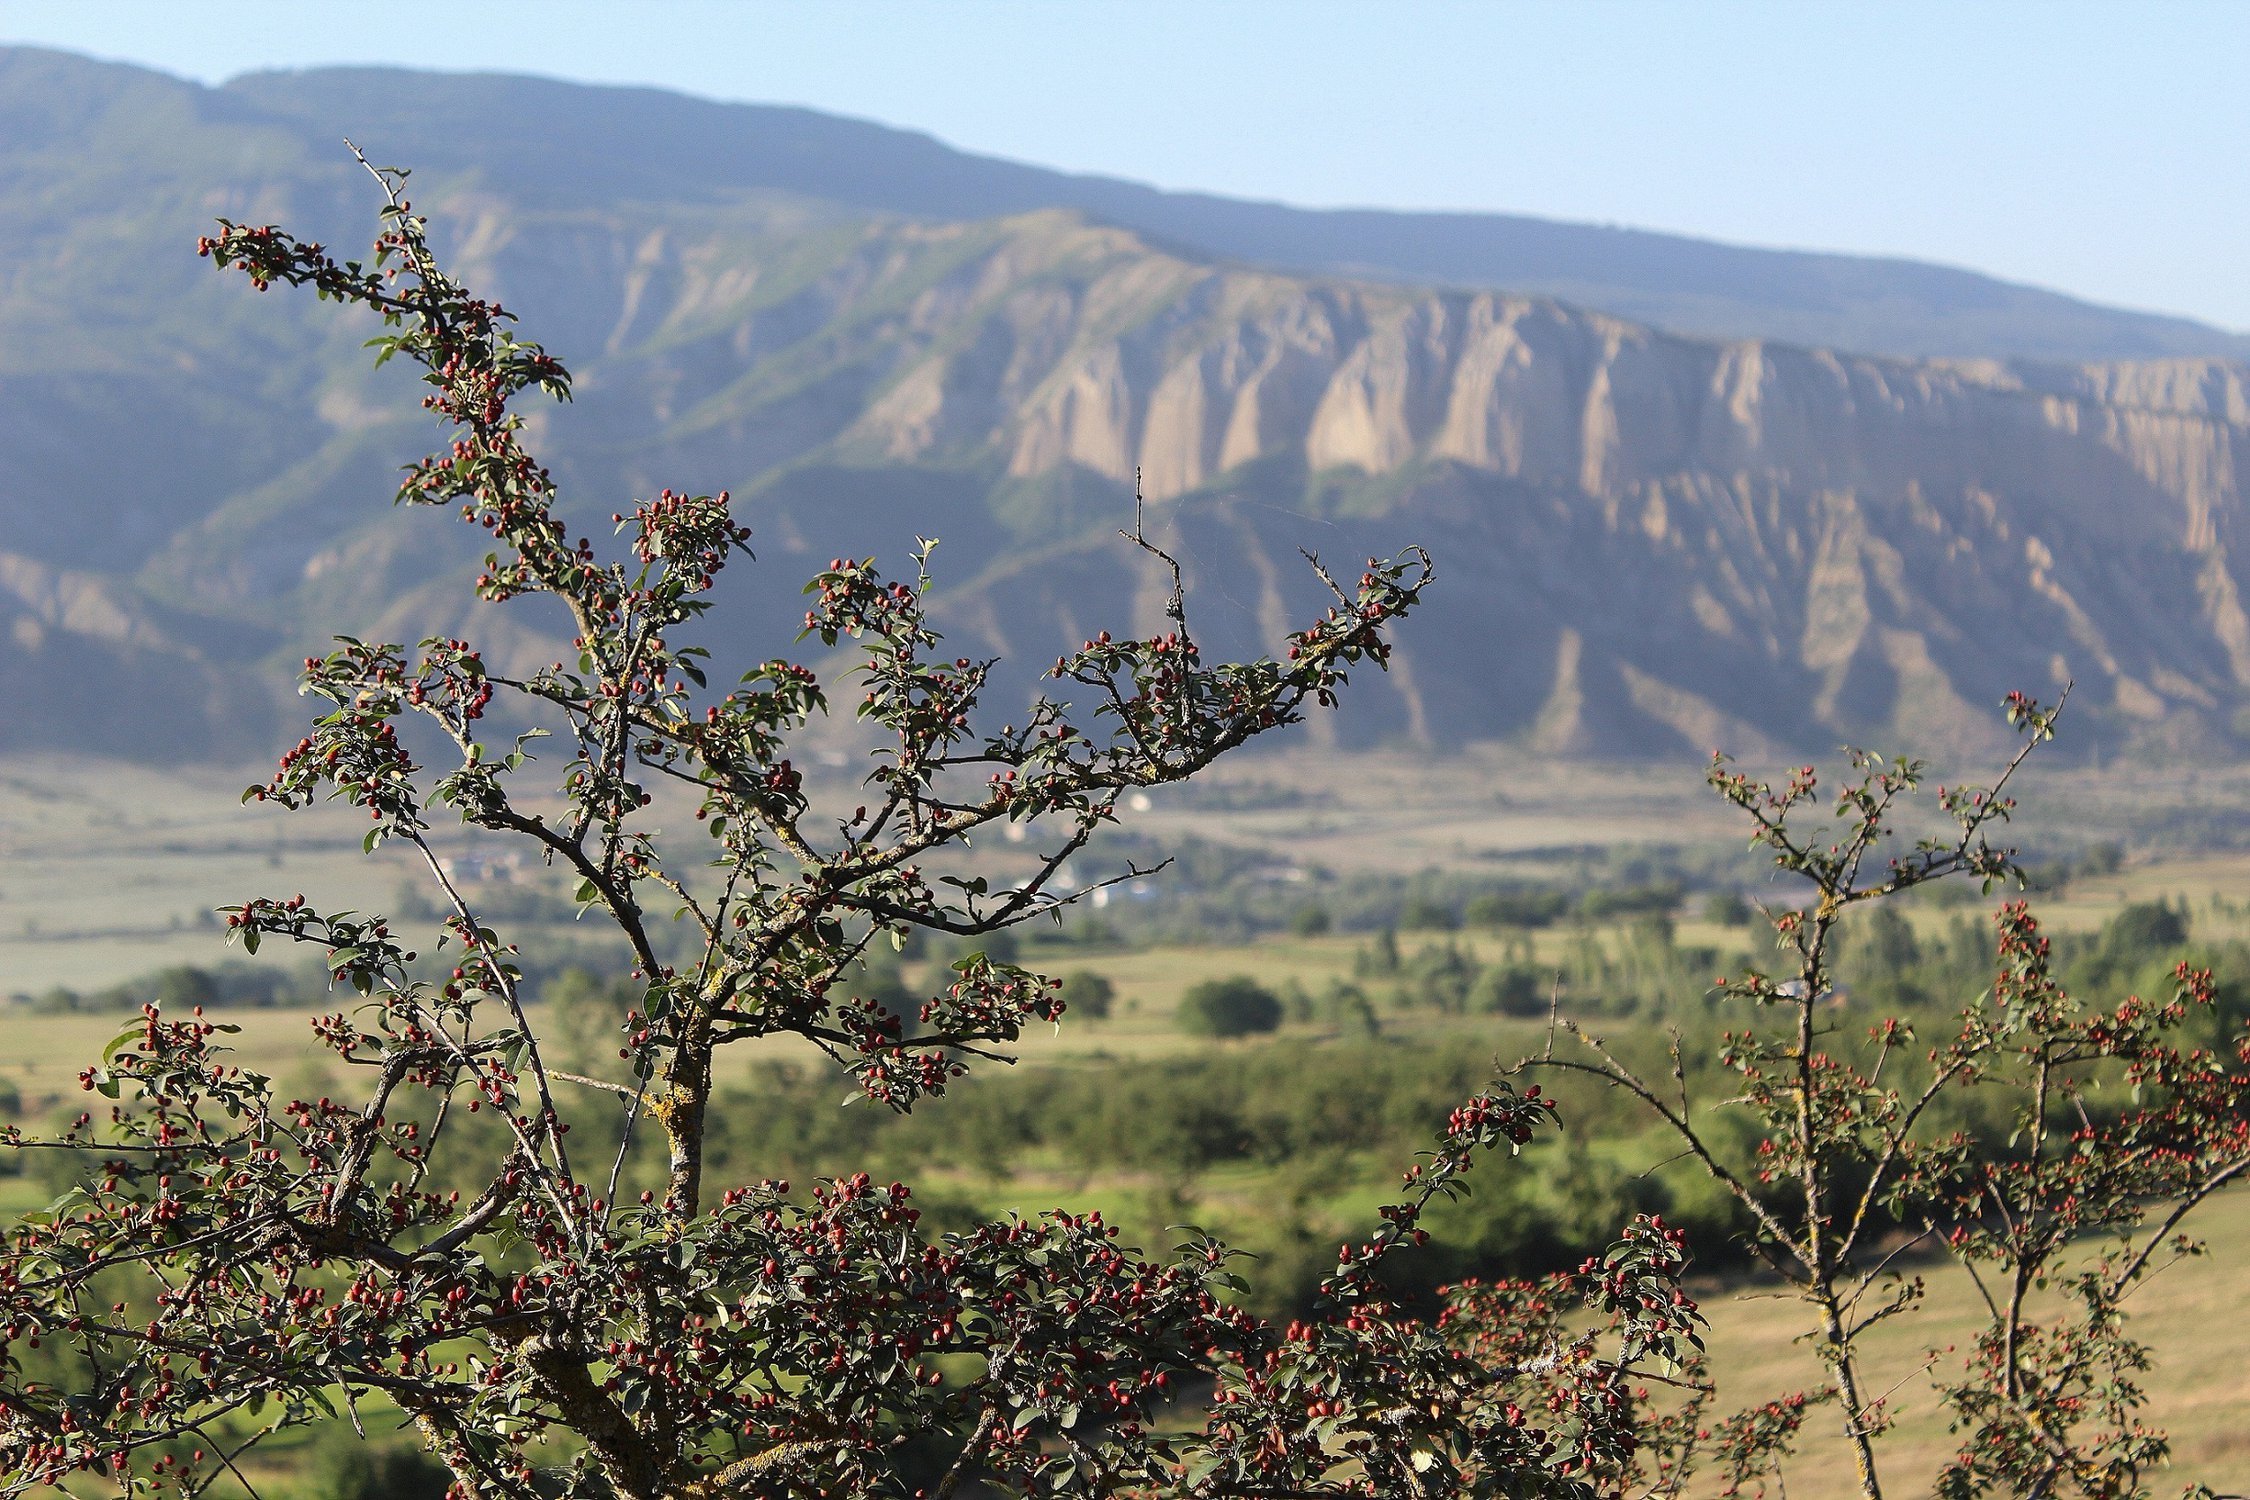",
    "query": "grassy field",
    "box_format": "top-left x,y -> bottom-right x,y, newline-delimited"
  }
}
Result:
24,738 -> 2250,991
1694,1185 -> 2250,1496
0,746 -> 1724,991
0,756 -> 432,992
9,921 -> 2249,1498
0,930 -> 1531,1115
11,744 -> 2250,1493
